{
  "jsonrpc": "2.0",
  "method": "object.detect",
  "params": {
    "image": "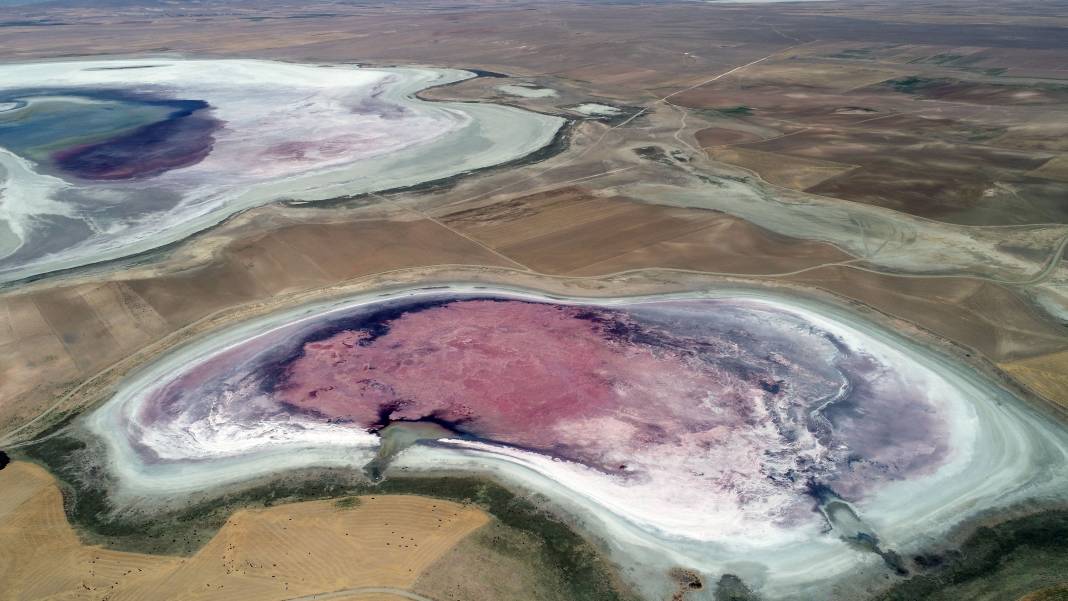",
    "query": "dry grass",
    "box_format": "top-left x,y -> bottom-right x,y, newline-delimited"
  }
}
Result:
0,462 -> 488,601
1017,583 -> 1068,601
1031,156 -> 1068,182
740,62 -> 905,91
694,127 -> 764,148
1001,350 -> 1068,411
0,462 -> 184,601
706,147 -> 856,191
436,187 -> 852,276
320,595 -> 418,601
786,266 -> 1068,362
